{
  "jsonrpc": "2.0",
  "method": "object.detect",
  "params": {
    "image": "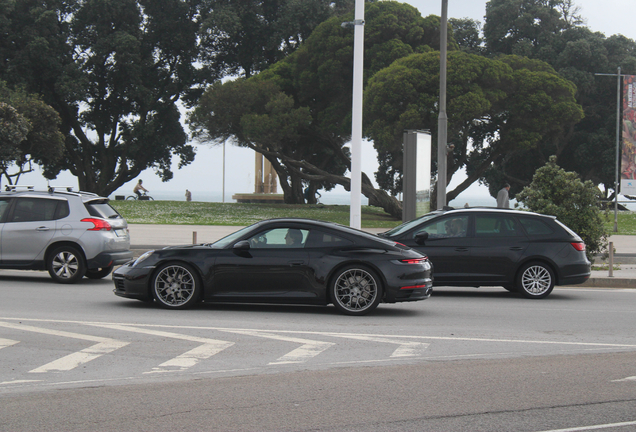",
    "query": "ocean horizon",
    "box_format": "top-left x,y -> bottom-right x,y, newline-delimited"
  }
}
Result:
109,189 -> 501,208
